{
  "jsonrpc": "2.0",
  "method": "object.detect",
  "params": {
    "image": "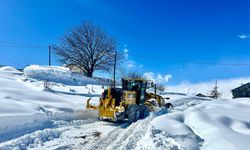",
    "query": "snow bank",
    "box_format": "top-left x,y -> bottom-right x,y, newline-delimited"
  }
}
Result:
167,78 -> 250,99
0,67 -> 101,143
0,127 -> 61,150
0,66 -> 21,73
24,65 -> 98,86
184,99 -> 250,150
151,115 -> 203,150
0,113 -> 51,142
154,95 -> 250,150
